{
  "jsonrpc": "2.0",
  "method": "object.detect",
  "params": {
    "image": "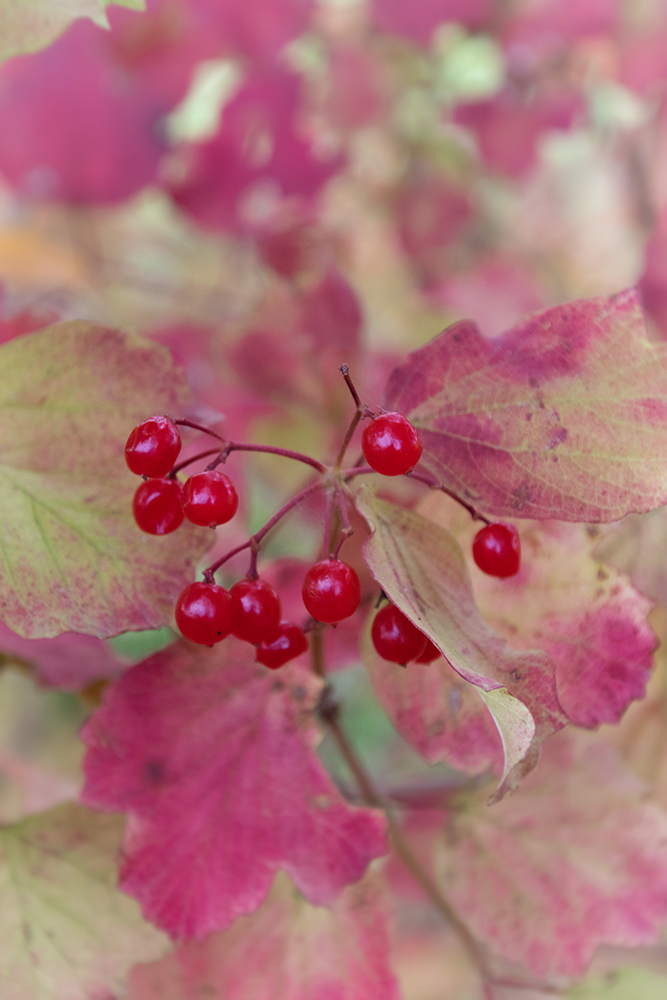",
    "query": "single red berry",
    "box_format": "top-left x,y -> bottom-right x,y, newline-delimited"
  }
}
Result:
231,578 -> 282,644
175,582 -> 234,645
133,478 -> 184,535
472,522 -> 521,578
125,416 -> 181,478
302,559 -> 361,624
415,637 -> 441,664
361,412 -> 423,477
371,604 -> 427,664
181,471 -> 239,527
256,622 -> 308,669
